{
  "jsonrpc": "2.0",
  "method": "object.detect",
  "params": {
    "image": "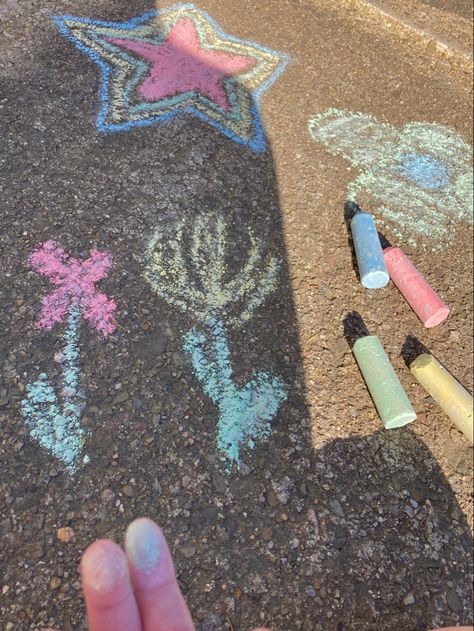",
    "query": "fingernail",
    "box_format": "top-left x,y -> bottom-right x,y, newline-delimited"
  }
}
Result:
81,541 -> 128,594
125,518 -> 162,574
